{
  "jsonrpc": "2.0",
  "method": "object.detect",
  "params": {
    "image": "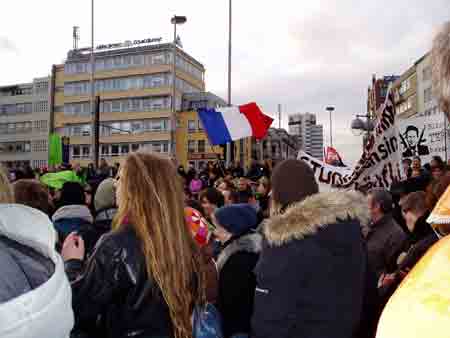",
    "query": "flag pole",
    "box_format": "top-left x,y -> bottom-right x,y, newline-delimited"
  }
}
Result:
226,0 -> 232,168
